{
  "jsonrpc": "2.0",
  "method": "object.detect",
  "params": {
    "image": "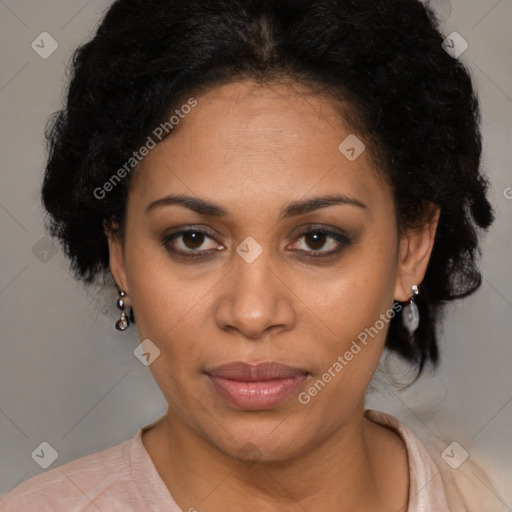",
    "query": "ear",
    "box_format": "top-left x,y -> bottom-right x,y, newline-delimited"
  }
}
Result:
394,204 -> 440,302
104,220 -> 129,294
